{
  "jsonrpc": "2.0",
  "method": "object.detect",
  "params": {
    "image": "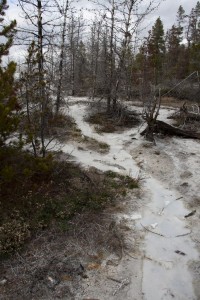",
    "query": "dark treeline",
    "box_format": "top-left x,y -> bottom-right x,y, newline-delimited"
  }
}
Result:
47,1 -> 200,109
45,1 -> 200,105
